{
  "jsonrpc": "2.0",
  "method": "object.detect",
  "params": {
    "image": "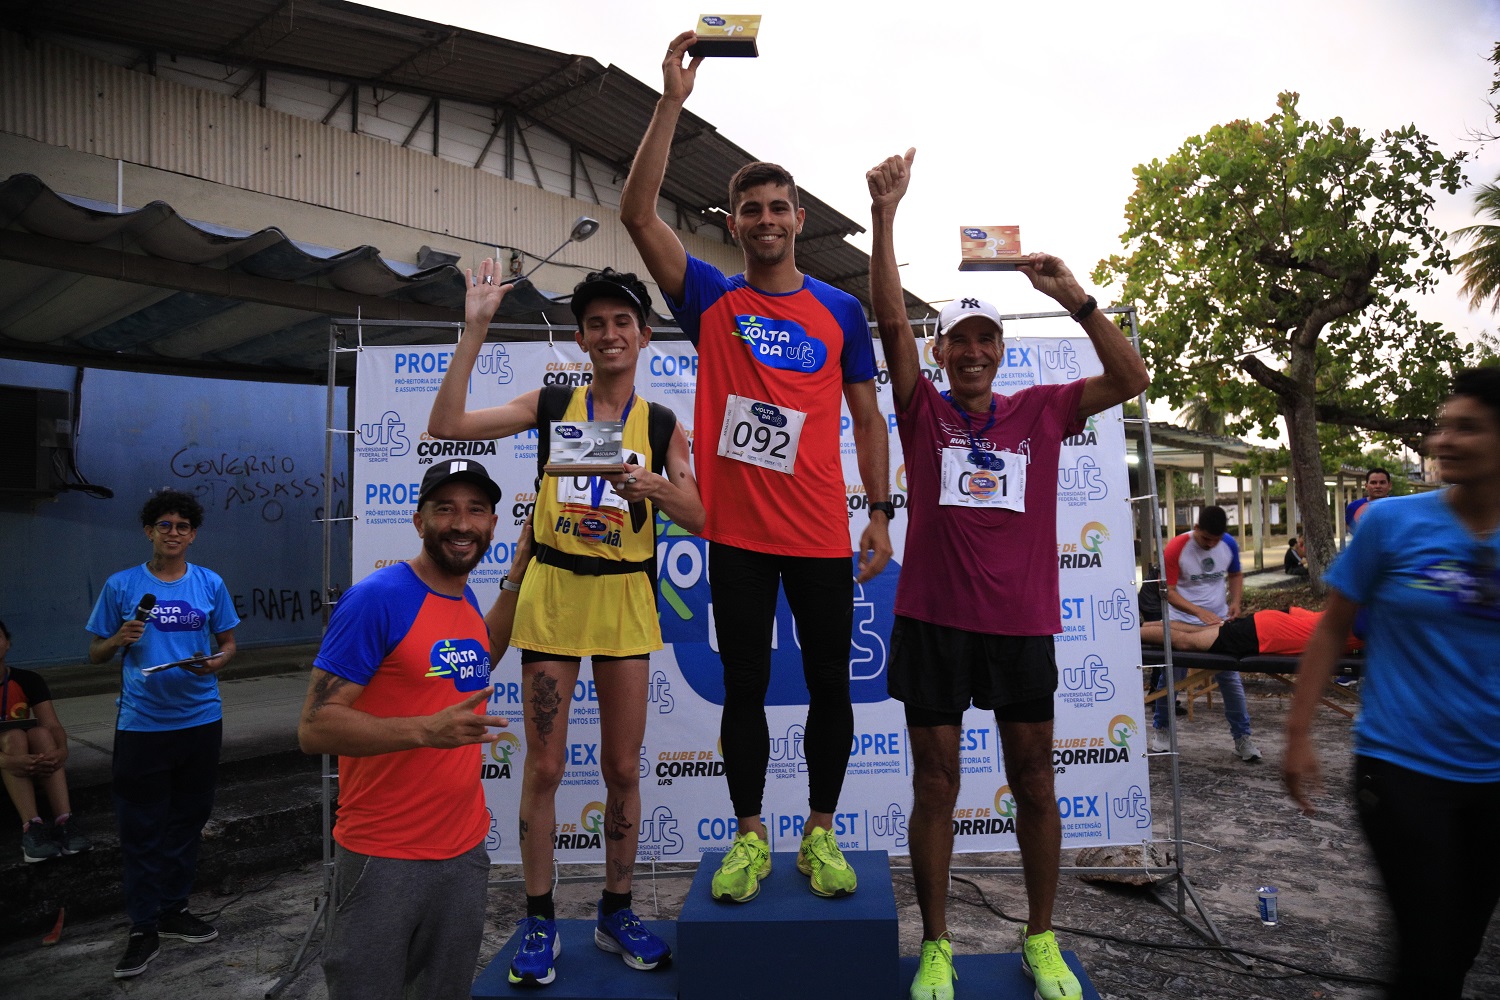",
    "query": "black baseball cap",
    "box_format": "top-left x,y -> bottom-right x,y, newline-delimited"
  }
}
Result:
570,268 -> 652,326
418,458 -> 501,507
